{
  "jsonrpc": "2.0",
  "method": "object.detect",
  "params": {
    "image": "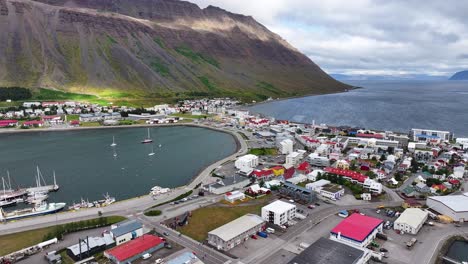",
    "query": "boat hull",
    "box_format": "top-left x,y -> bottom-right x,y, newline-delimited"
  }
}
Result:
2,203 -> 66,221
